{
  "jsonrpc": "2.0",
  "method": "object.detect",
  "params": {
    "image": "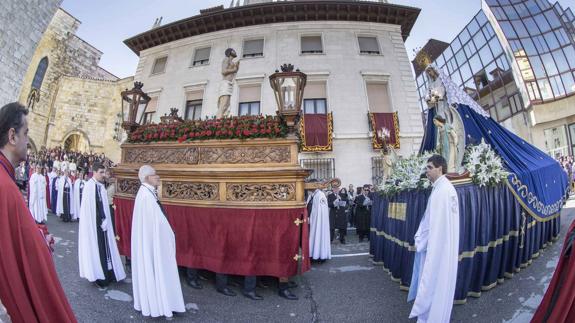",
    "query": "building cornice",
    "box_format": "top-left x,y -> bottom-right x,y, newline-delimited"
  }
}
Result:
124,1 -> 420,55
